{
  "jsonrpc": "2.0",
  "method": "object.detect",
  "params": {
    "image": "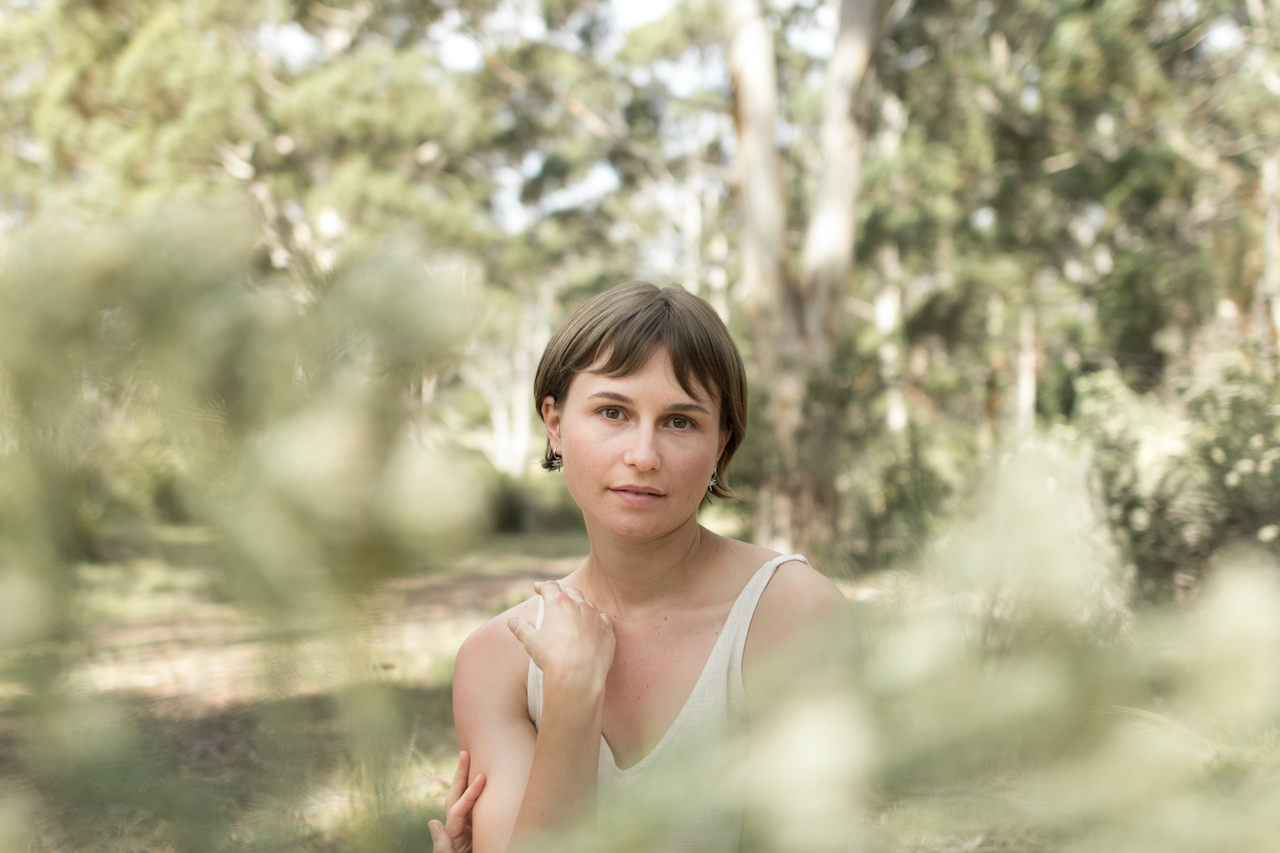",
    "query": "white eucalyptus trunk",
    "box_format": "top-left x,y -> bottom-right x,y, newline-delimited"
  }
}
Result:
727,0 -> 915,555
1016,304 -> 1037,433
800,0 -> 881,361
462,282 -> 554,478
875,244 -> 907,435
682,171 -> 704,297
1260,153 -> 1280,349
727,0 -> 797,551
727,0 -> 789,370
